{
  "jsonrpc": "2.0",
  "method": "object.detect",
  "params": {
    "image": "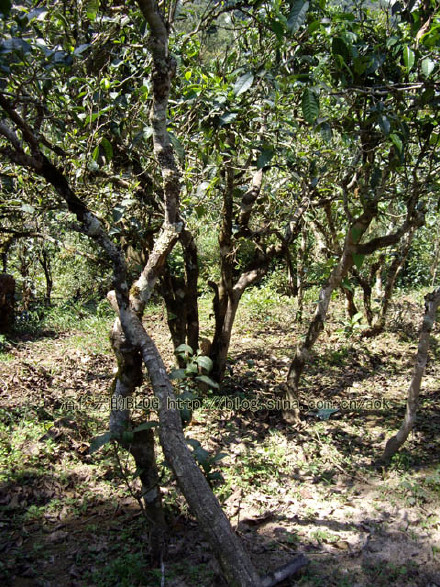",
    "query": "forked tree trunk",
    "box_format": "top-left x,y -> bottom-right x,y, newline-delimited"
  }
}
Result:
363,229 -> 415,337
342,285 -> 358,319
108,315 -> 166,561
160,229 -> 199,359
382,287 -> 440,461
284,183 -> 424,422
210,287 -> 241,382
284,208 -> 375,422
